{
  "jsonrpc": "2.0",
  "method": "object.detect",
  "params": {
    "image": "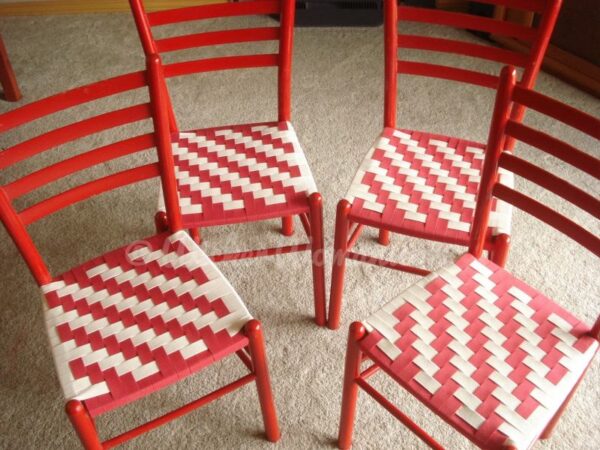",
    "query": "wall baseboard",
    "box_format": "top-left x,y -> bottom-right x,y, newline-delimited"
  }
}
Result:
0,0 -> 218,16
